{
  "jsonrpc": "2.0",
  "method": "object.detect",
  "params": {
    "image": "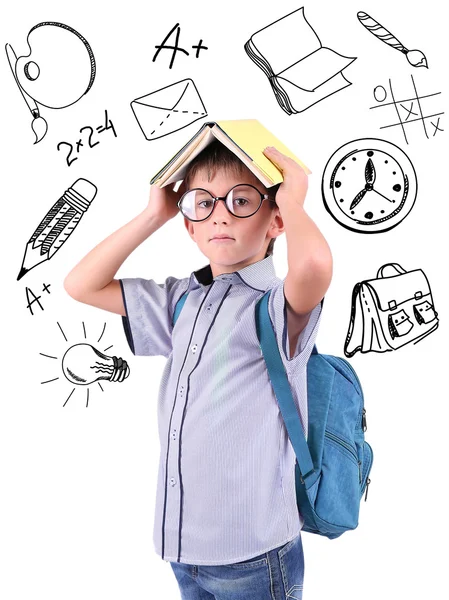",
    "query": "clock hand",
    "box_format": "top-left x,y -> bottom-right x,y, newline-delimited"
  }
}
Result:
372,188 -> 395,203
350,159 -> 376,210
349,158 -> 378,210
365,158 -> 375,185
350,188 -> 368,210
